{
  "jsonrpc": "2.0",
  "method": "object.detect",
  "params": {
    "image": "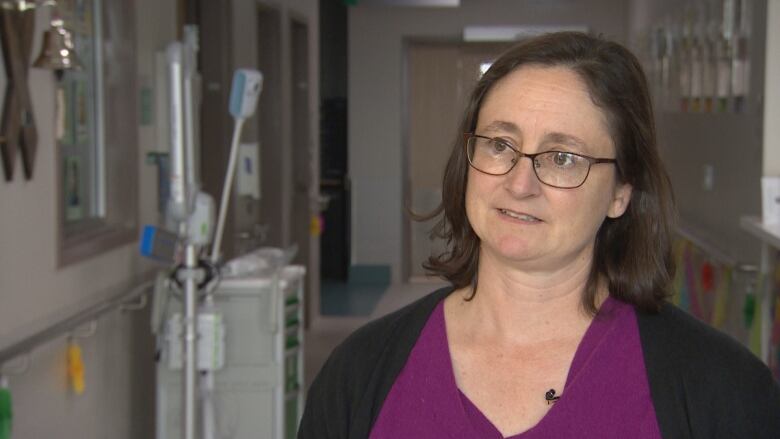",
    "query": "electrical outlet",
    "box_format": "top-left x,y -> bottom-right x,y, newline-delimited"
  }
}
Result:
702,164 -> 715,191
